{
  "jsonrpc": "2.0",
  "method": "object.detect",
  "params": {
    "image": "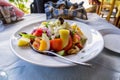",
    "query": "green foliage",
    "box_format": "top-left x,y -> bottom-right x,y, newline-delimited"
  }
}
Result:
9,0 -> 30,14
